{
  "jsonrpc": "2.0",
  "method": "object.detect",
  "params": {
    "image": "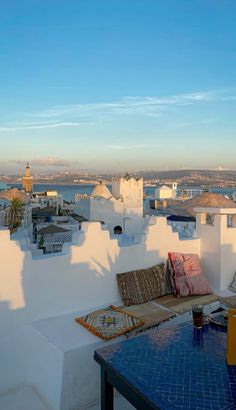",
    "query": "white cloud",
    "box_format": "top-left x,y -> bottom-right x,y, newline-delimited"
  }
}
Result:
11,157 -> 72,167
29,88 -> 236,124
0,122 -> 80,132
1,88 -> 236,132
107,144 -> 157,150
36,92 -> 214,120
